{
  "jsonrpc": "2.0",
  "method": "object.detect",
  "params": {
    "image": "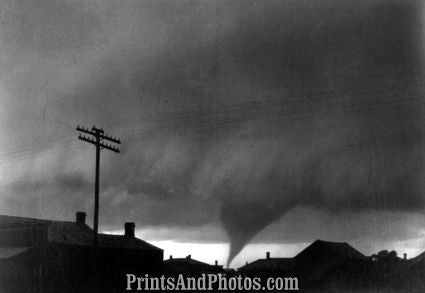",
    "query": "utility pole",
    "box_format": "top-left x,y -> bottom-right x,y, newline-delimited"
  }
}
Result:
76,125 -> 120,247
